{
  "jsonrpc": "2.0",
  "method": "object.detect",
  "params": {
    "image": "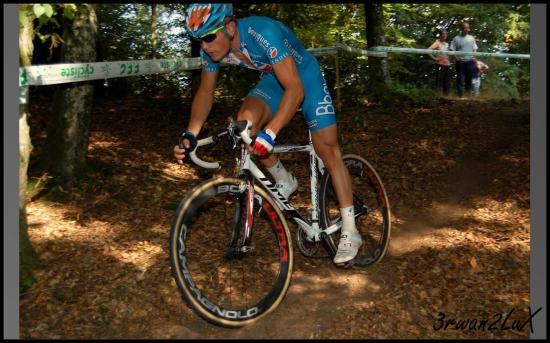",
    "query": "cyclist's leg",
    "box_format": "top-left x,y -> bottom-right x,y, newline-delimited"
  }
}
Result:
242,74 -> 298,198
311,126 -> 352,208
238,80 -> 278,168
238,75 -> 288,171
300,64 -> 360,264
236,96 -> 272,135
299,63 -> 352,209
312,128 -> 362,265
